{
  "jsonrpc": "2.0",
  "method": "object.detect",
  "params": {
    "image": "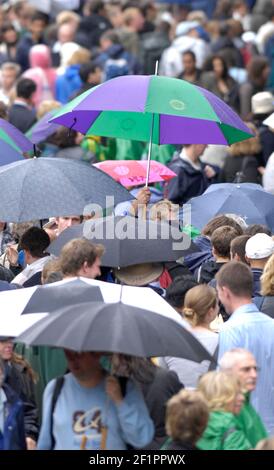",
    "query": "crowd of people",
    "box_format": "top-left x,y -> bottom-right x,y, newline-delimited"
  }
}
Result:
0,0 -> 274,452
